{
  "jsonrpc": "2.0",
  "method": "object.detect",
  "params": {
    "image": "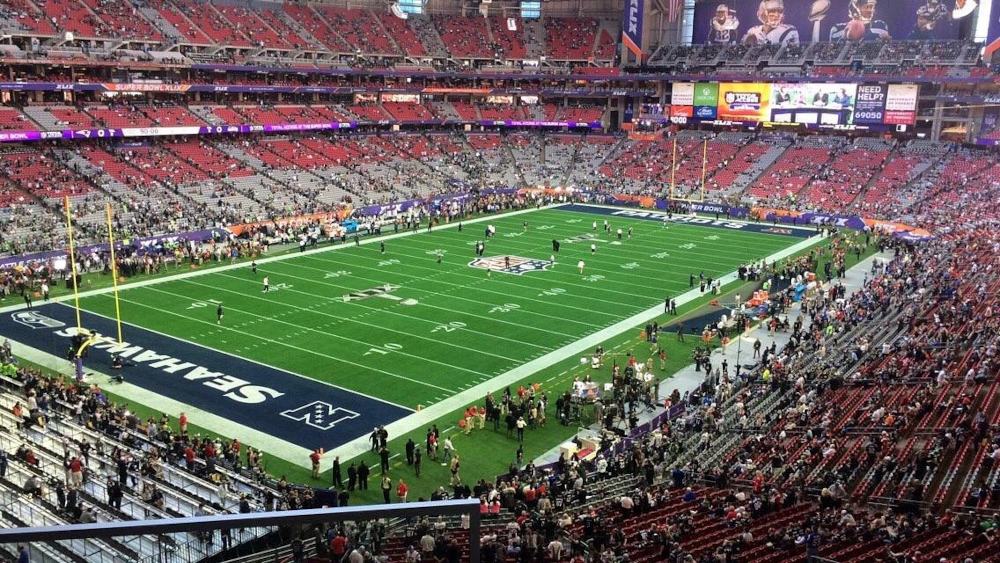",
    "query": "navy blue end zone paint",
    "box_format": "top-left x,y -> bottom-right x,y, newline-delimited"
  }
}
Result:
557,204 -> 815,238
2,303 -> 410,452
